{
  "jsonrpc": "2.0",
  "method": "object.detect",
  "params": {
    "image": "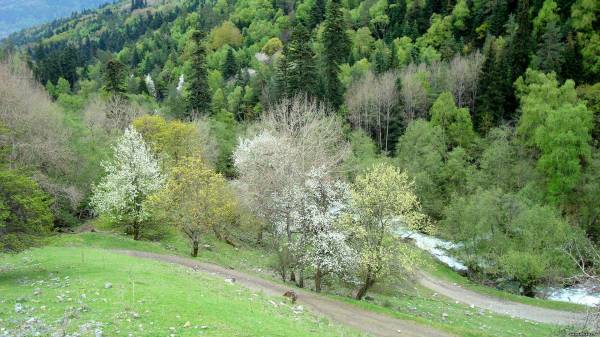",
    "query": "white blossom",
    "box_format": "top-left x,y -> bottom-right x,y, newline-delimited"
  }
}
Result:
255,52 -> 270,63
290,167 -> 355,277
145,74 -> 156,98
176,74 -> 185,93
90,127 -> 164,226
